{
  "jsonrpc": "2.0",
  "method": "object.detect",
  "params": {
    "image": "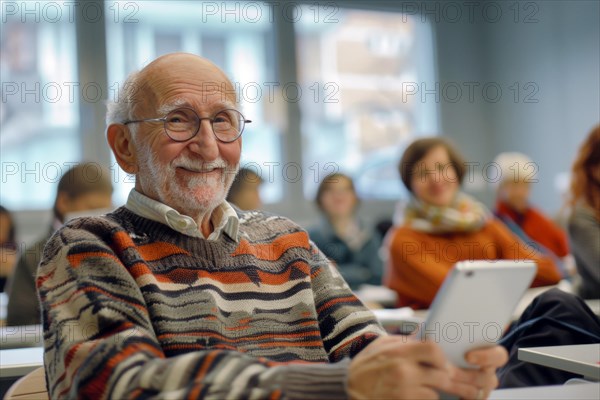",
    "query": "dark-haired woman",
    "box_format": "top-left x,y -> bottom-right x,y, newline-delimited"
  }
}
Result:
308,173 -> 383,289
